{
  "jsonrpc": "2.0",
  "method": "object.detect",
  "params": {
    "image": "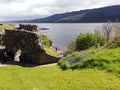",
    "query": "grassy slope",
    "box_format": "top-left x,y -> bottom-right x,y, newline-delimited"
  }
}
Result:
0,23 -> 15,30
0,65 -> 120,90
44,46 -> 58,57
58,48 -> 120,75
